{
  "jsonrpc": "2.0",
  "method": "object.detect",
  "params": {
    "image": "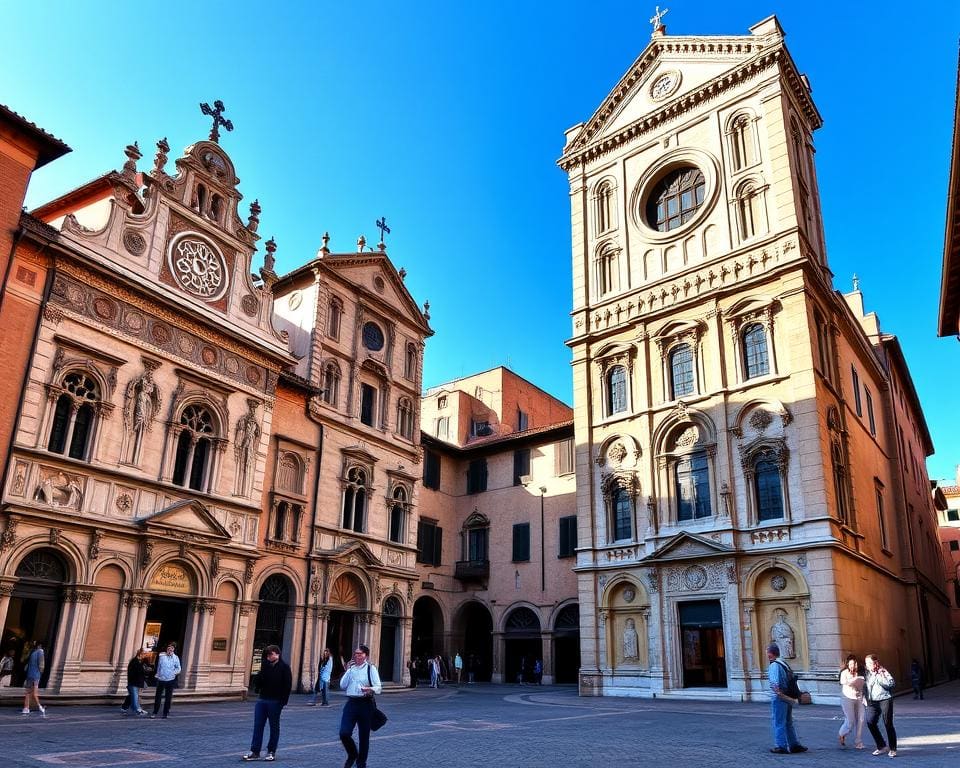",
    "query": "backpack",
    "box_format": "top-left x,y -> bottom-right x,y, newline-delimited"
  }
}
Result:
775,660 -> 802,698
